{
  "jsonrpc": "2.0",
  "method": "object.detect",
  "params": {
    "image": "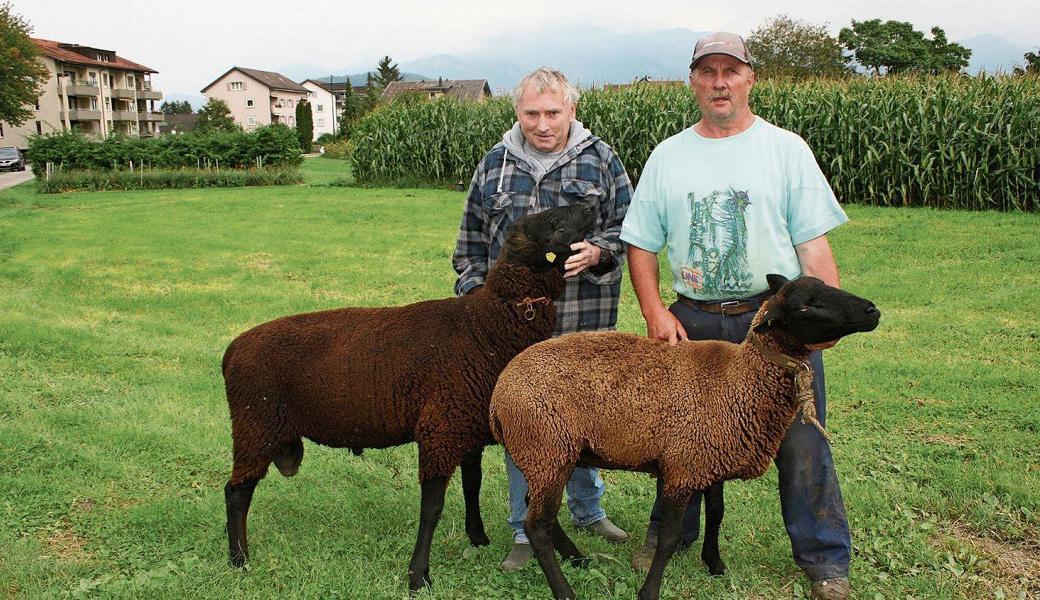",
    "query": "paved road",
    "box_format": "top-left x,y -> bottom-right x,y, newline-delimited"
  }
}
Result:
0,169 -> 34,191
